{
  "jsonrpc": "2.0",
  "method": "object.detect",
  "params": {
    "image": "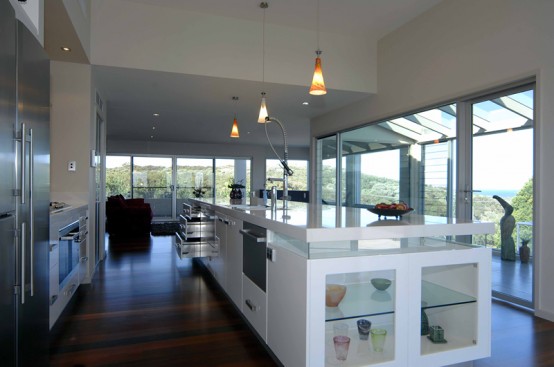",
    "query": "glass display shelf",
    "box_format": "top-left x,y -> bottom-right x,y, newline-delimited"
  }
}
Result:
325,281 -> 475,323
421,281 -> 476,309
325,282 -> 395,322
